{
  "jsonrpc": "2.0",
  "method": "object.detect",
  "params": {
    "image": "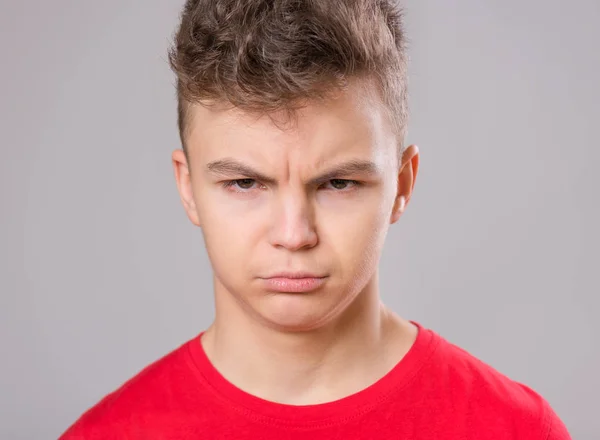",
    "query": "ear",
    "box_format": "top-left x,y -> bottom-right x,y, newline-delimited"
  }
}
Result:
390,145 -> 419,224
172,149 -> 201,227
